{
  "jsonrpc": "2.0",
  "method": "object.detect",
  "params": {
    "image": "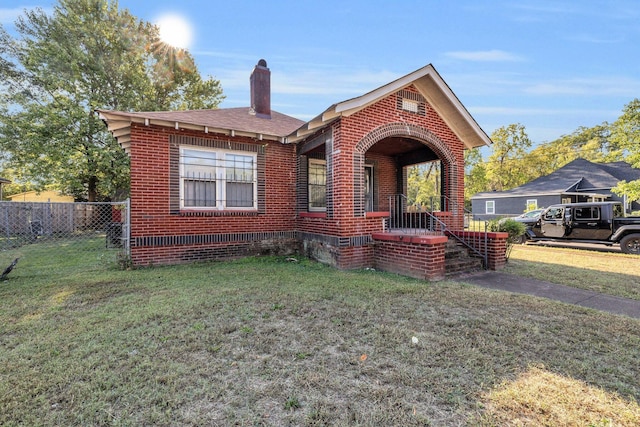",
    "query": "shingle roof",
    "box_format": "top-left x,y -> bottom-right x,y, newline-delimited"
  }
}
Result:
99,63 -> 492,154
116,107 -> 304,137
599,161 -> 640,182
472,158 -> 640,199
97,107 -> 305,153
